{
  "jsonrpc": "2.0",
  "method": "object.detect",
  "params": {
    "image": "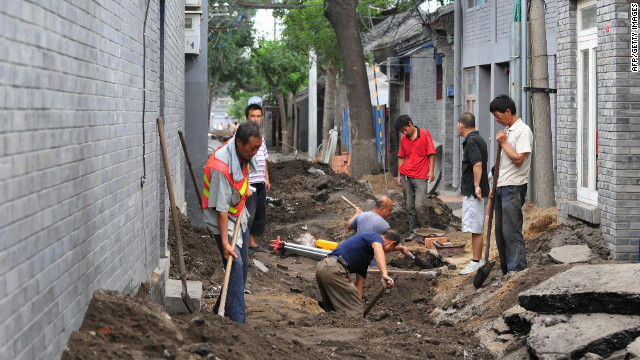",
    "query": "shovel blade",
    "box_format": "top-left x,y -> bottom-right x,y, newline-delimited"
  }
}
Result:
473,260 -> 496,289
